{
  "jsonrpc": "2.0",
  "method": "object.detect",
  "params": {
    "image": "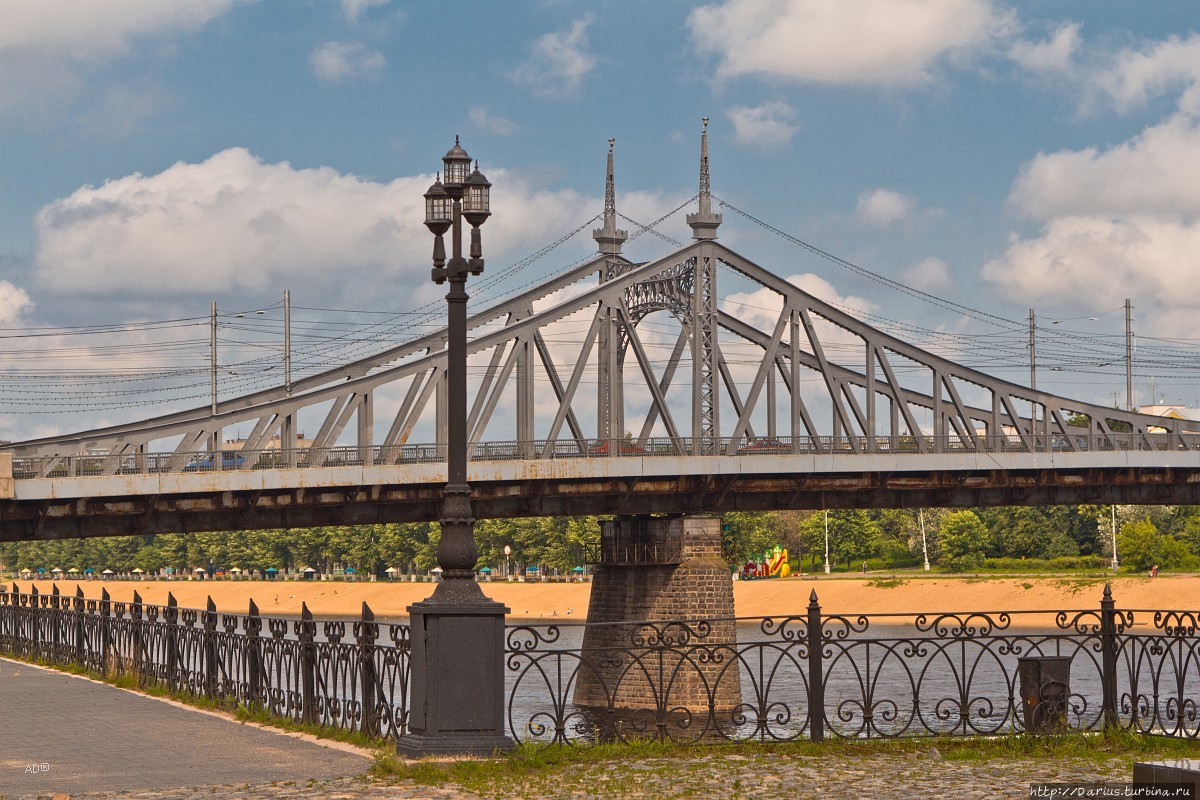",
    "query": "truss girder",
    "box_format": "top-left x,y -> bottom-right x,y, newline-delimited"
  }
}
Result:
9,239 -> 1200,466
